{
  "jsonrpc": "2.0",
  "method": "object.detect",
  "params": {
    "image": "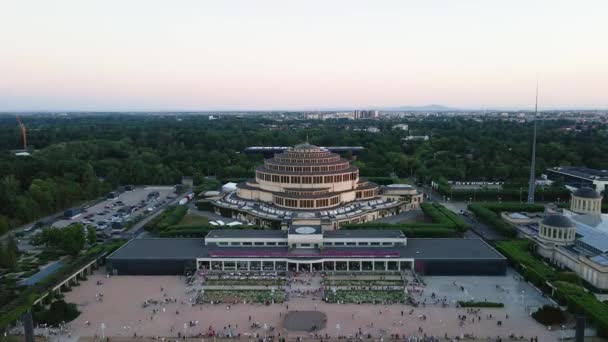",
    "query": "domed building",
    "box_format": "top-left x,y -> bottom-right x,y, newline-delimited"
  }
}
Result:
571,187 -> 603,215
213,143 -> 423,229
537,214 -> 576,246
530,187 -> 608,290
